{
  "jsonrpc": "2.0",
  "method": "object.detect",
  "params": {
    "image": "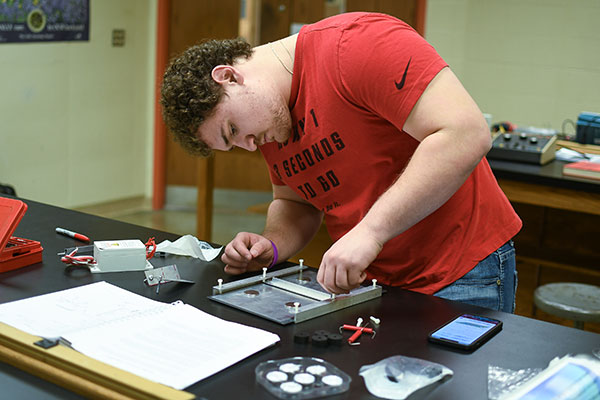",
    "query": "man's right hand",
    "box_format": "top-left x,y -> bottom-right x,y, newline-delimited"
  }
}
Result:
221,232 -> 275,275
